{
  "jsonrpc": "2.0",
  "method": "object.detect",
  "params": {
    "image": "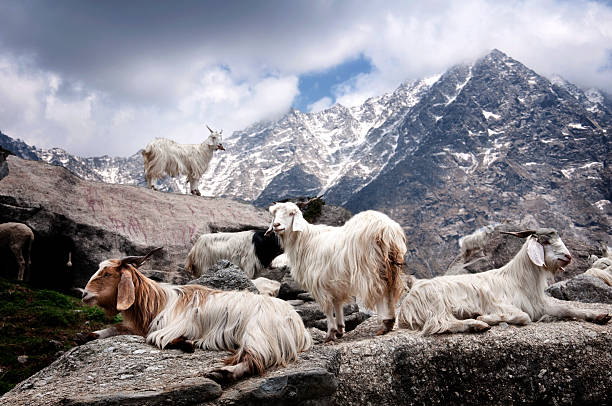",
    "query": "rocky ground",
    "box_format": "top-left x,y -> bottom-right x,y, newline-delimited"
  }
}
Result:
2,301 -> 611,406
